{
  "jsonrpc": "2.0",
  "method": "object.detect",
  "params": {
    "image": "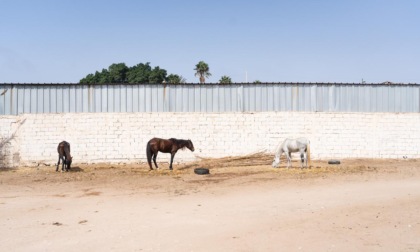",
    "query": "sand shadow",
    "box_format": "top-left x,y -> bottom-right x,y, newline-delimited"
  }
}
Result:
68,166 -> 84,172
